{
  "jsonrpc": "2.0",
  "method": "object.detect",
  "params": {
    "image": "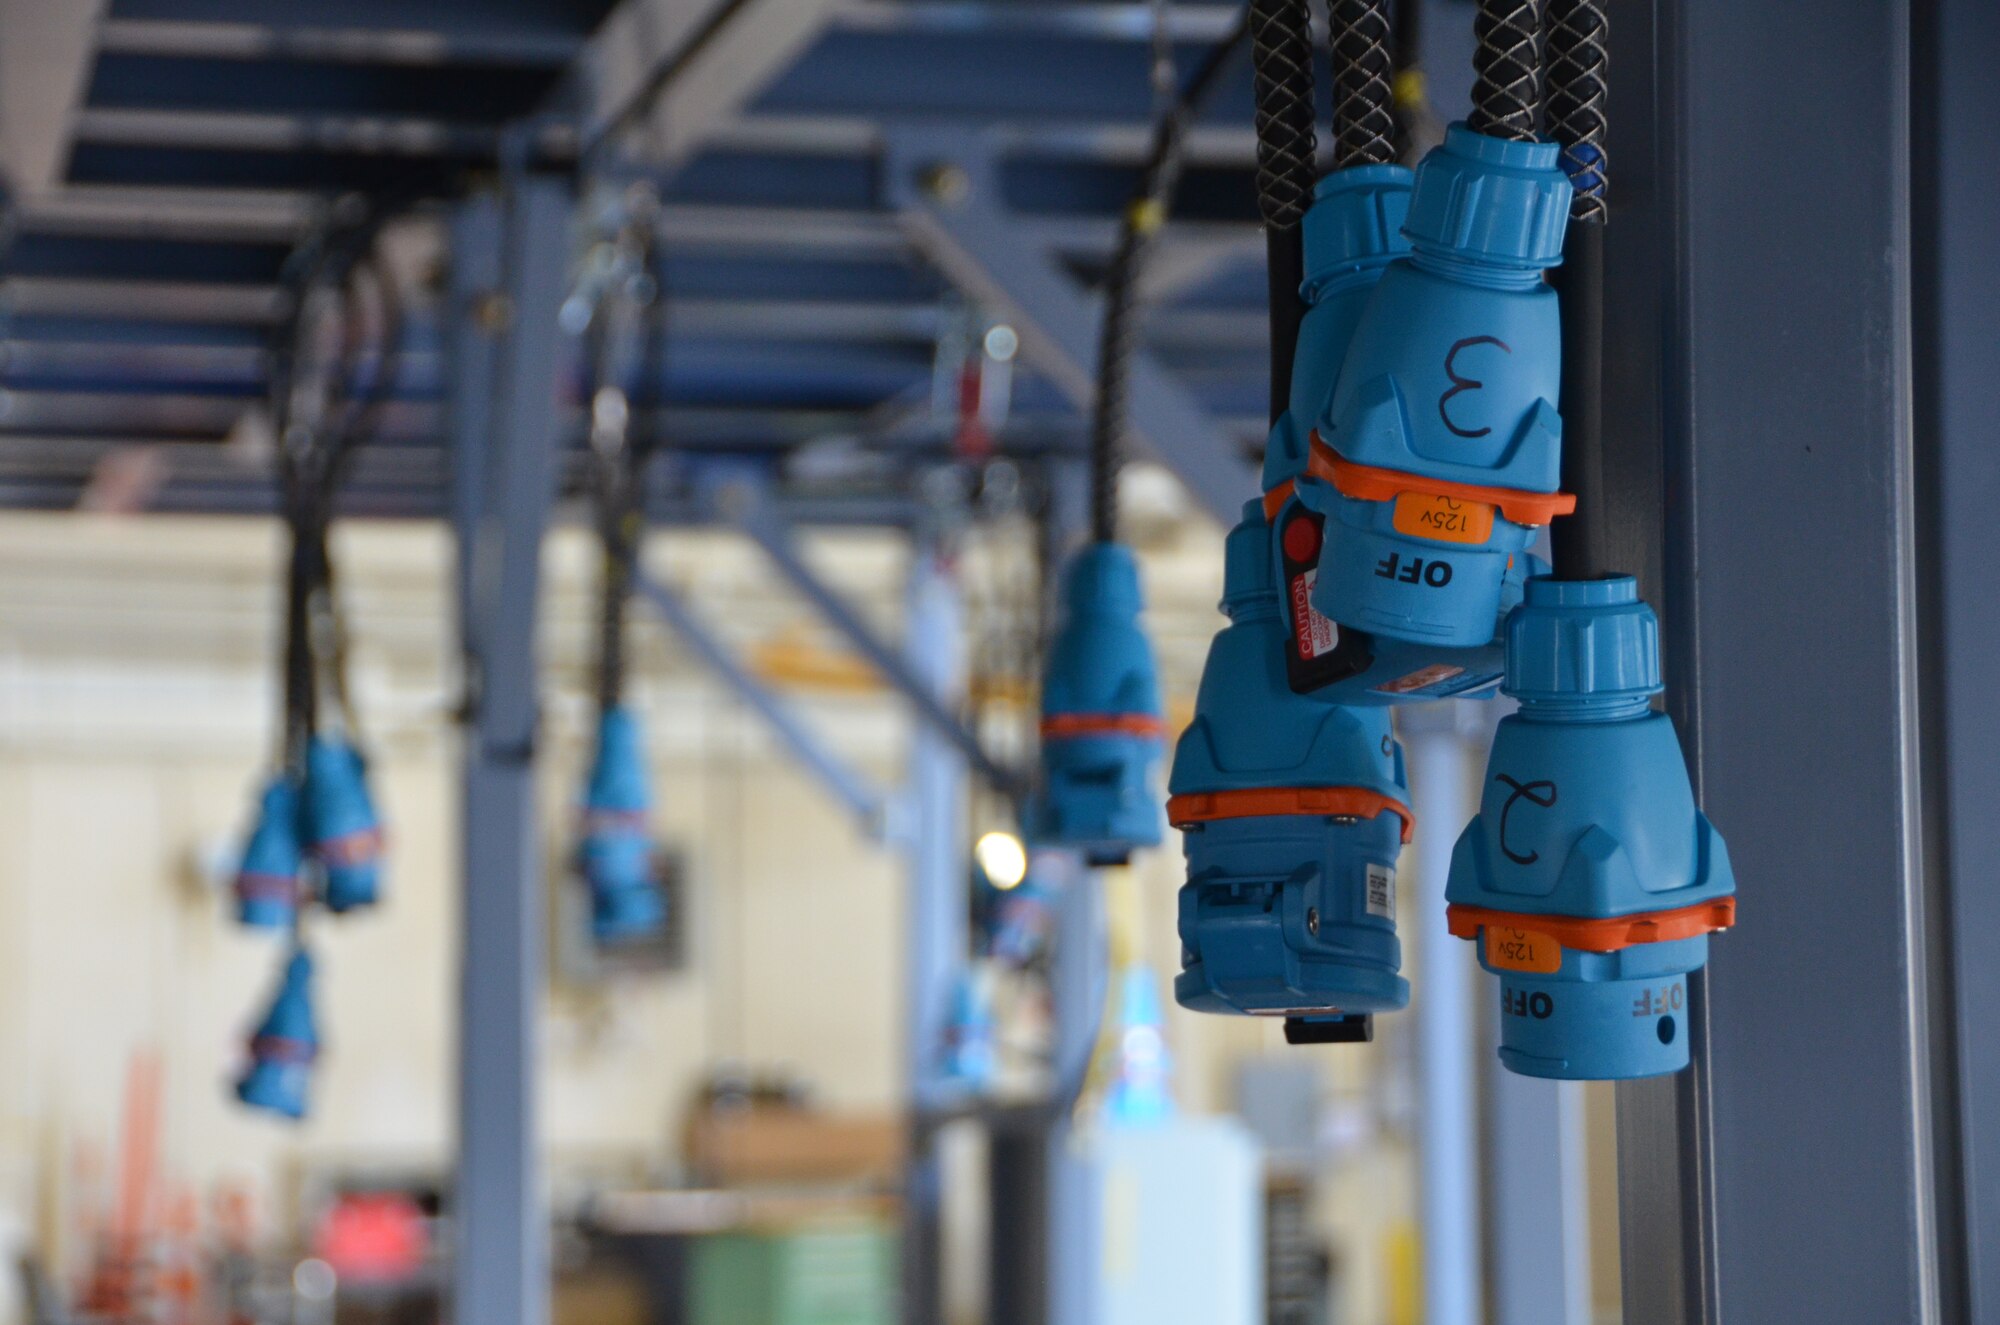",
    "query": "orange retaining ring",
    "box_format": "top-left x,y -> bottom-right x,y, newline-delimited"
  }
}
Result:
1445,896 -> 1738,954
1167,786 -> 1414,844
1040,713 -> 1167,740
1297,436 -> 1577,527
